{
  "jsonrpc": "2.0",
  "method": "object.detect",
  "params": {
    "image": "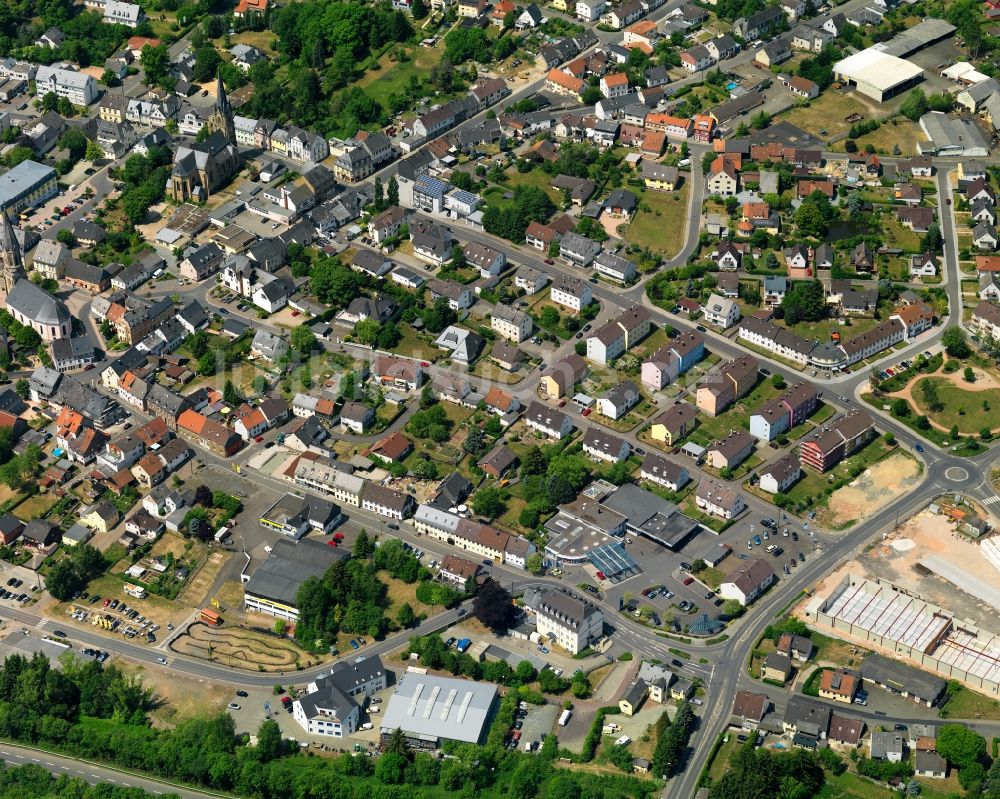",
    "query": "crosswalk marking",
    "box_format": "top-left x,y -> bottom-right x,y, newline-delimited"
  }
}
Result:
34,619 -> 47,628
984,496 -> 1000,506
